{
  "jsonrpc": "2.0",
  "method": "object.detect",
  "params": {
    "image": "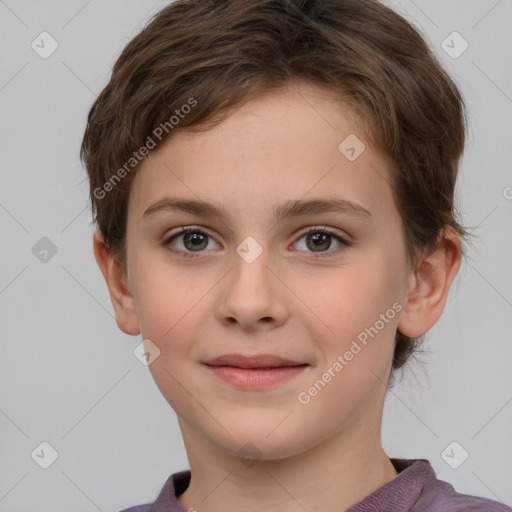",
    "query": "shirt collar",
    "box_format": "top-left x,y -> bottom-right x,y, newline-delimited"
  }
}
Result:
152,458 -> 436,512
346,458 -> 435,511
